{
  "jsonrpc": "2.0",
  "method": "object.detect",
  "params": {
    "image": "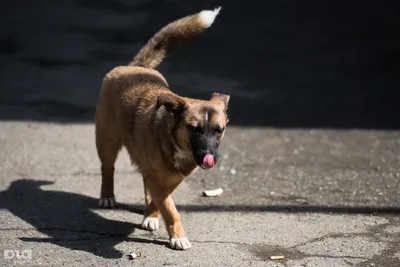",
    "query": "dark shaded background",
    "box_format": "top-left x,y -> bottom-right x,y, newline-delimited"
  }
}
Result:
1,0 -> 399,128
